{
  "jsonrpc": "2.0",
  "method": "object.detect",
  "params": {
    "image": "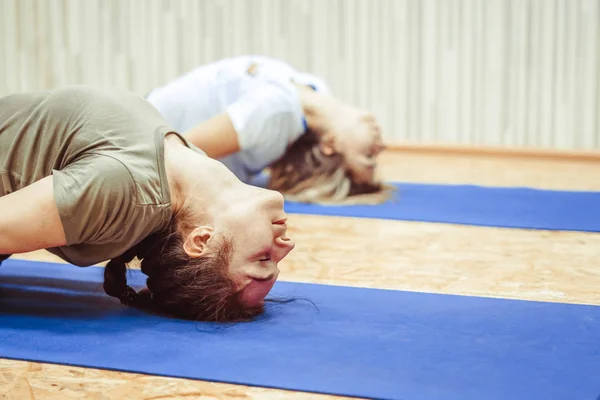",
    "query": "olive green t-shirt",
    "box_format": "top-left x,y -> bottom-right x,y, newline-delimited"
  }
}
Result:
0,86 -> 201,266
